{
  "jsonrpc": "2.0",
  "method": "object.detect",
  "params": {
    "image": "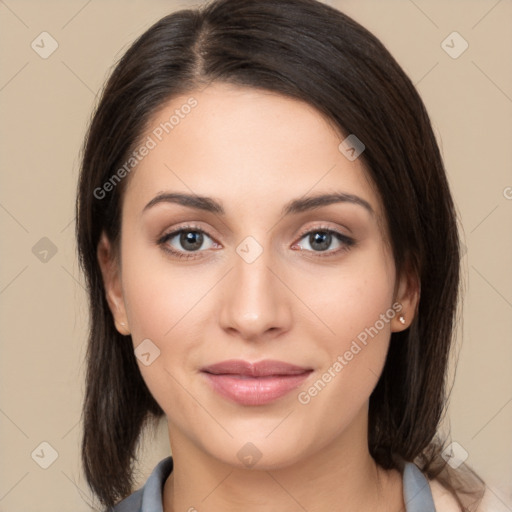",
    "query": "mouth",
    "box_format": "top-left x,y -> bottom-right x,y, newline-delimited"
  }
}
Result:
201,359 -> 313,406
